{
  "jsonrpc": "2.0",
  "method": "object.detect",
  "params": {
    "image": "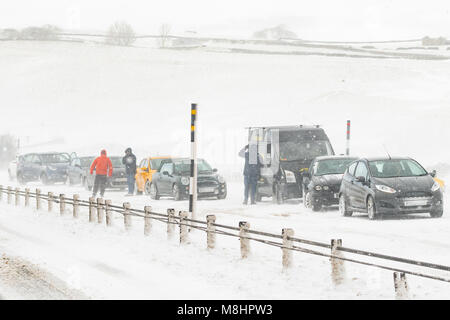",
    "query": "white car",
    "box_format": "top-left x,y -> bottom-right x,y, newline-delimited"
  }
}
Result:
8,158 -> 18,181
